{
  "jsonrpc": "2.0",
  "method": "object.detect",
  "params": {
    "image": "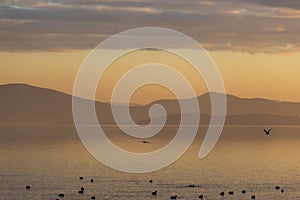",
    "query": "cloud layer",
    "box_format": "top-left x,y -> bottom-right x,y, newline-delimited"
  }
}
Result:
0,0 -> 299,53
